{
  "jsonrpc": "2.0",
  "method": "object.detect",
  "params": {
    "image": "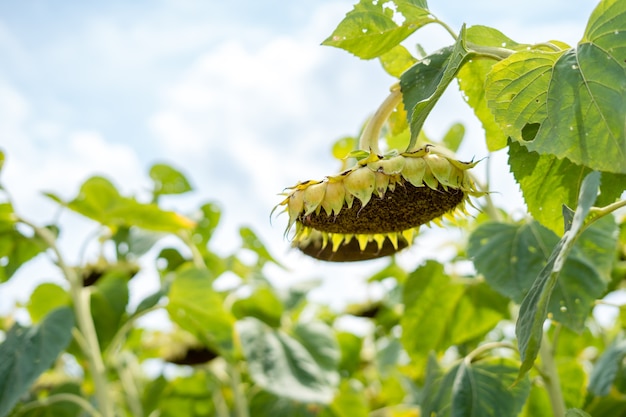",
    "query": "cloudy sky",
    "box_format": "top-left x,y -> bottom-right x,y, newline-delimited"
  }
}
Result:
0,0 -> 600,315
